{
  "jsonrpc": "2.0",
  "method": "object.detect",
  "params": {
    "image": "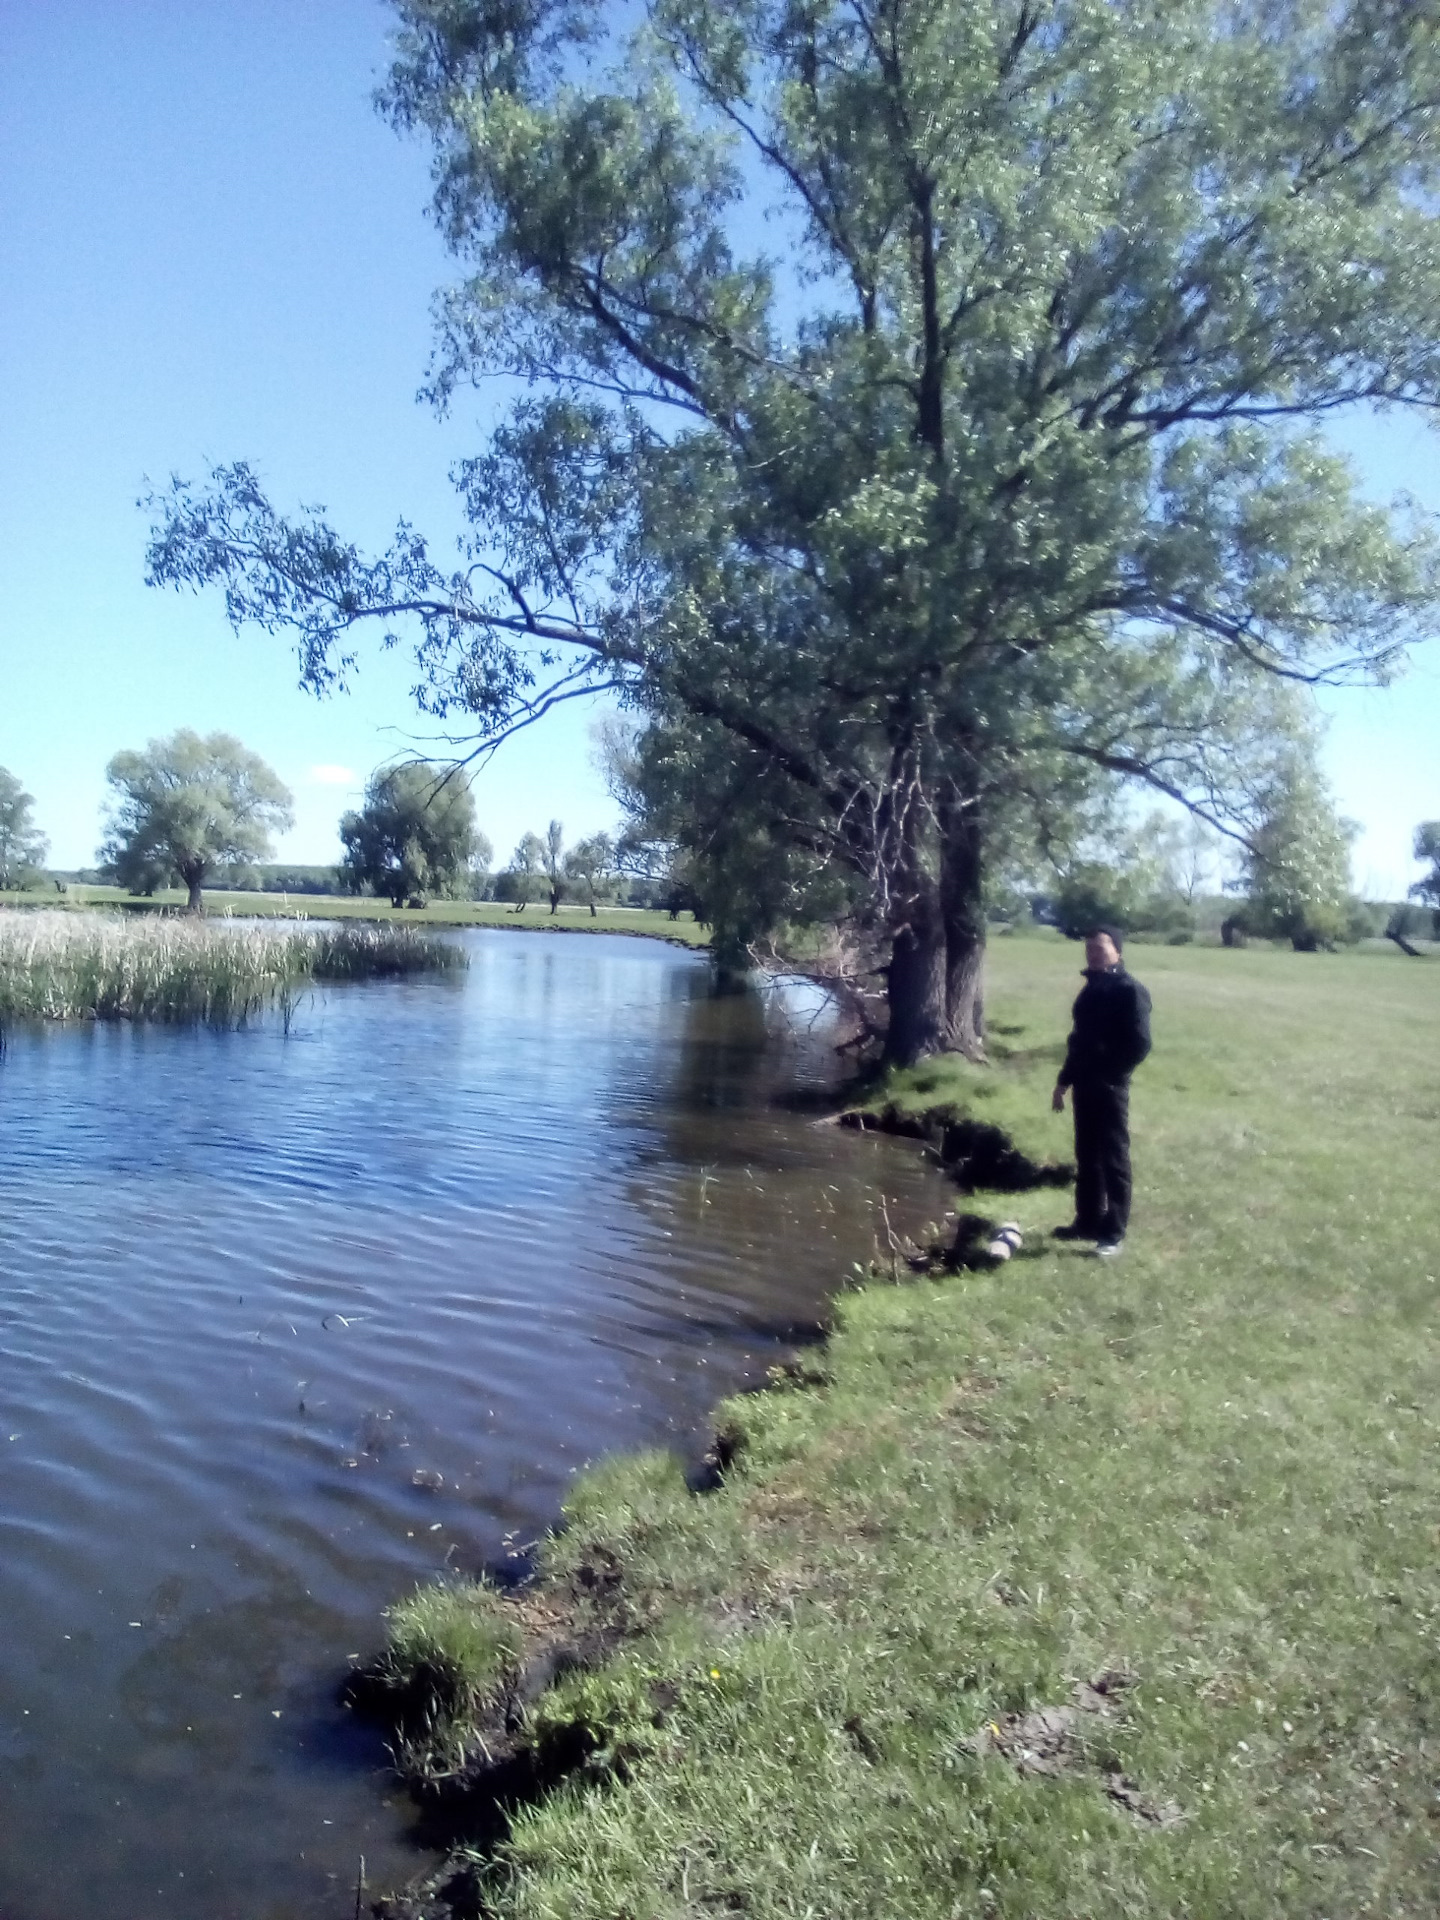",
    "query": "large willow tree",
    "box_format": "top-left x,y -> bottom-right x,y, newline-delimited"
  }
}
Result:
149,0 -> 1440,1059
